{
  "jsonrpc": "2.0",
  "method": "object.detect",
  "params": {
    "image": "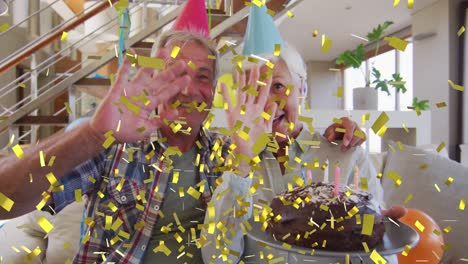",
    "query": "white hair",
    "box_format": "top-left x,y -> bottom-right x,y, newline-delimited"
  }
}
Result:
278,43 -> 307,95
151,30 -> 220,87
